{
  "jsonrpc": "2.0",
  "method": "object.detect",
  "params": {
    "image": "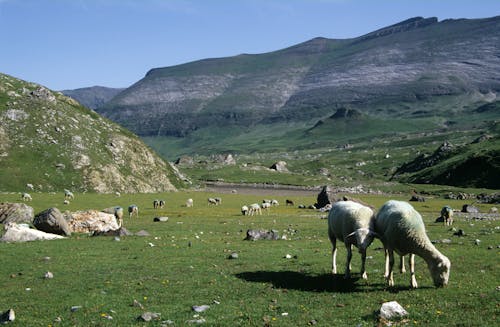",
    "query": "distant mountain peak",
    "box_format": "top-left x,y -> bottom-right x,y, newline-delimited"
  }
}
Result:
360,16 -> 438,41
